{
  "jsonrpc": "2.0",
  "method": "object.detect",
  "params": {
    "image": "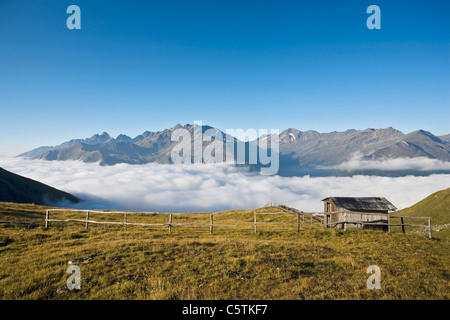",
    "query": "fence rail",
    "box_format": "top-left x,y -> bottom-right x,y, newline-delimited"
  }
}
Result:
323,211 -> 432,239
254,211 -> 325,233
44,209 -> 237,234
39,209 -> 433,238
389,214 -> 432,239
